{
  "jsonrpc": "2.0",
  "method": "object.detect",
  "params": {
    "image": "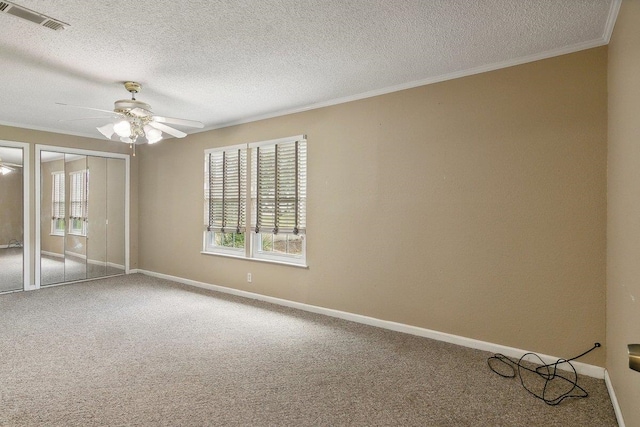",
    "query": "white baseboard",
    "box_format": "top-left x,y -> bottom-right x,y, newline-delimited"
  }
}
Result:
135,269 -> 605,379
56,251 -> 125,270
41,250 -> 64,258
0,243 -> 23,249
87,259 -> 125,270
605,370 -> 625,427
